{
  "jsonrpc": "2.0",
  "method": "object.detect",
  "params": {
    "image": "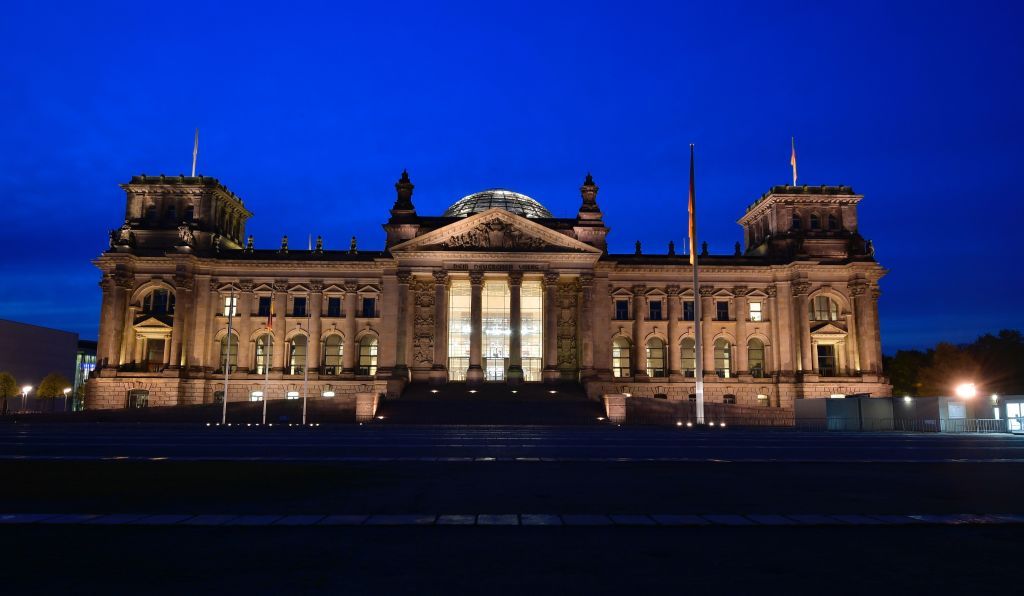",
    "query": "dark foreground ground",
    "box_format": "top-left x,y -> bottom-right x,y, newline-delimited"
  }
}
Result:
2,423 -> 1022,594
